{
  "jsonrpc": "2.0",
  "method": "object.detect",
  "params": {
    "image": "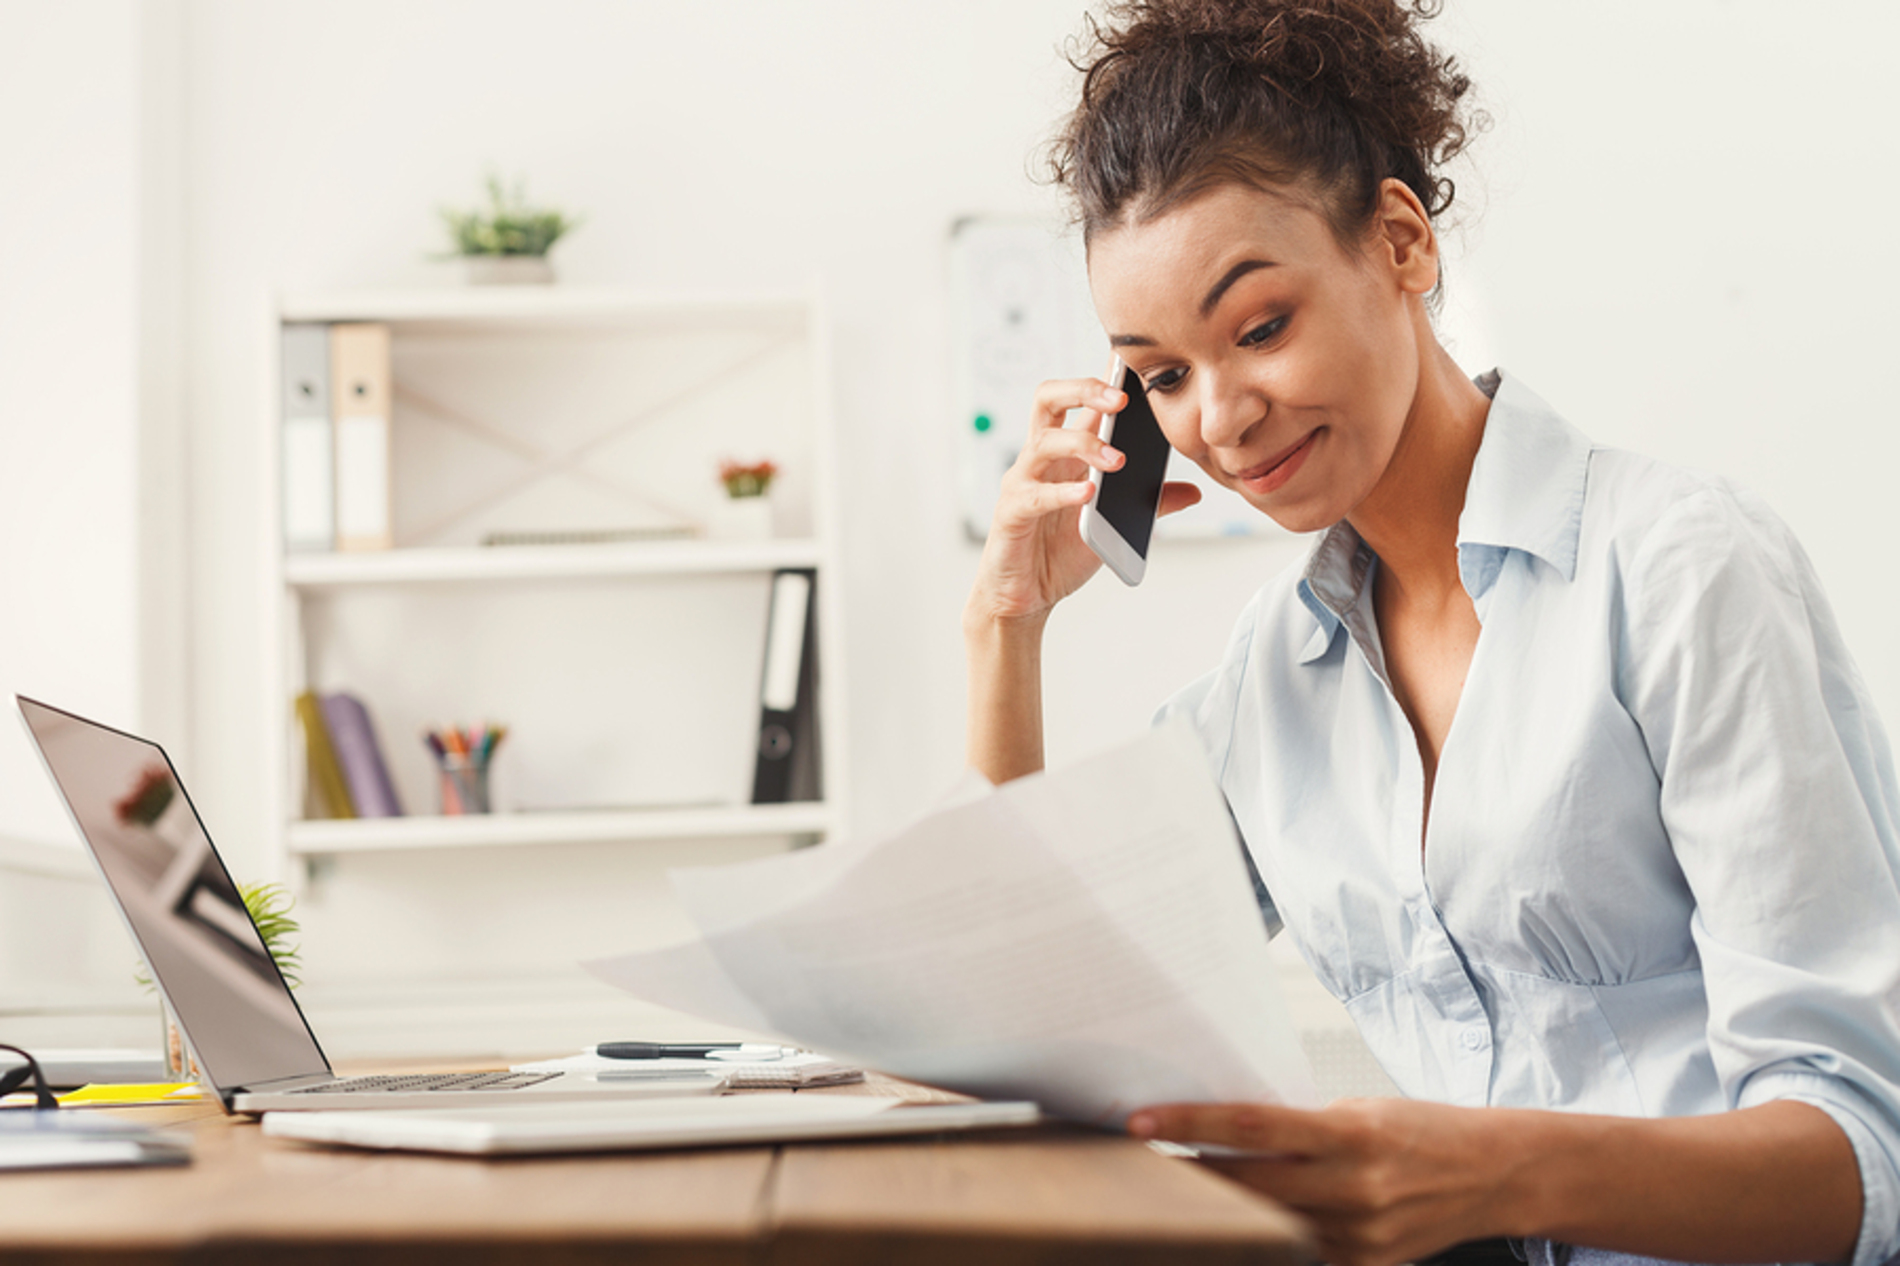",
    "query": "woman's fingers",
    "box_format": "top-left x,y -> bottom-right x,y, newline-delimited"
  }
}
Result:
996,377 -> 1129,504
999,474 -> 1094,523
967,375 -> 1131,621
988,423 -> 1125,537
1157,480 -> 1203,518
1014,418 -> 1125,482
1030,377 -> 1125,431
1127,1102 -> 1340,1157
